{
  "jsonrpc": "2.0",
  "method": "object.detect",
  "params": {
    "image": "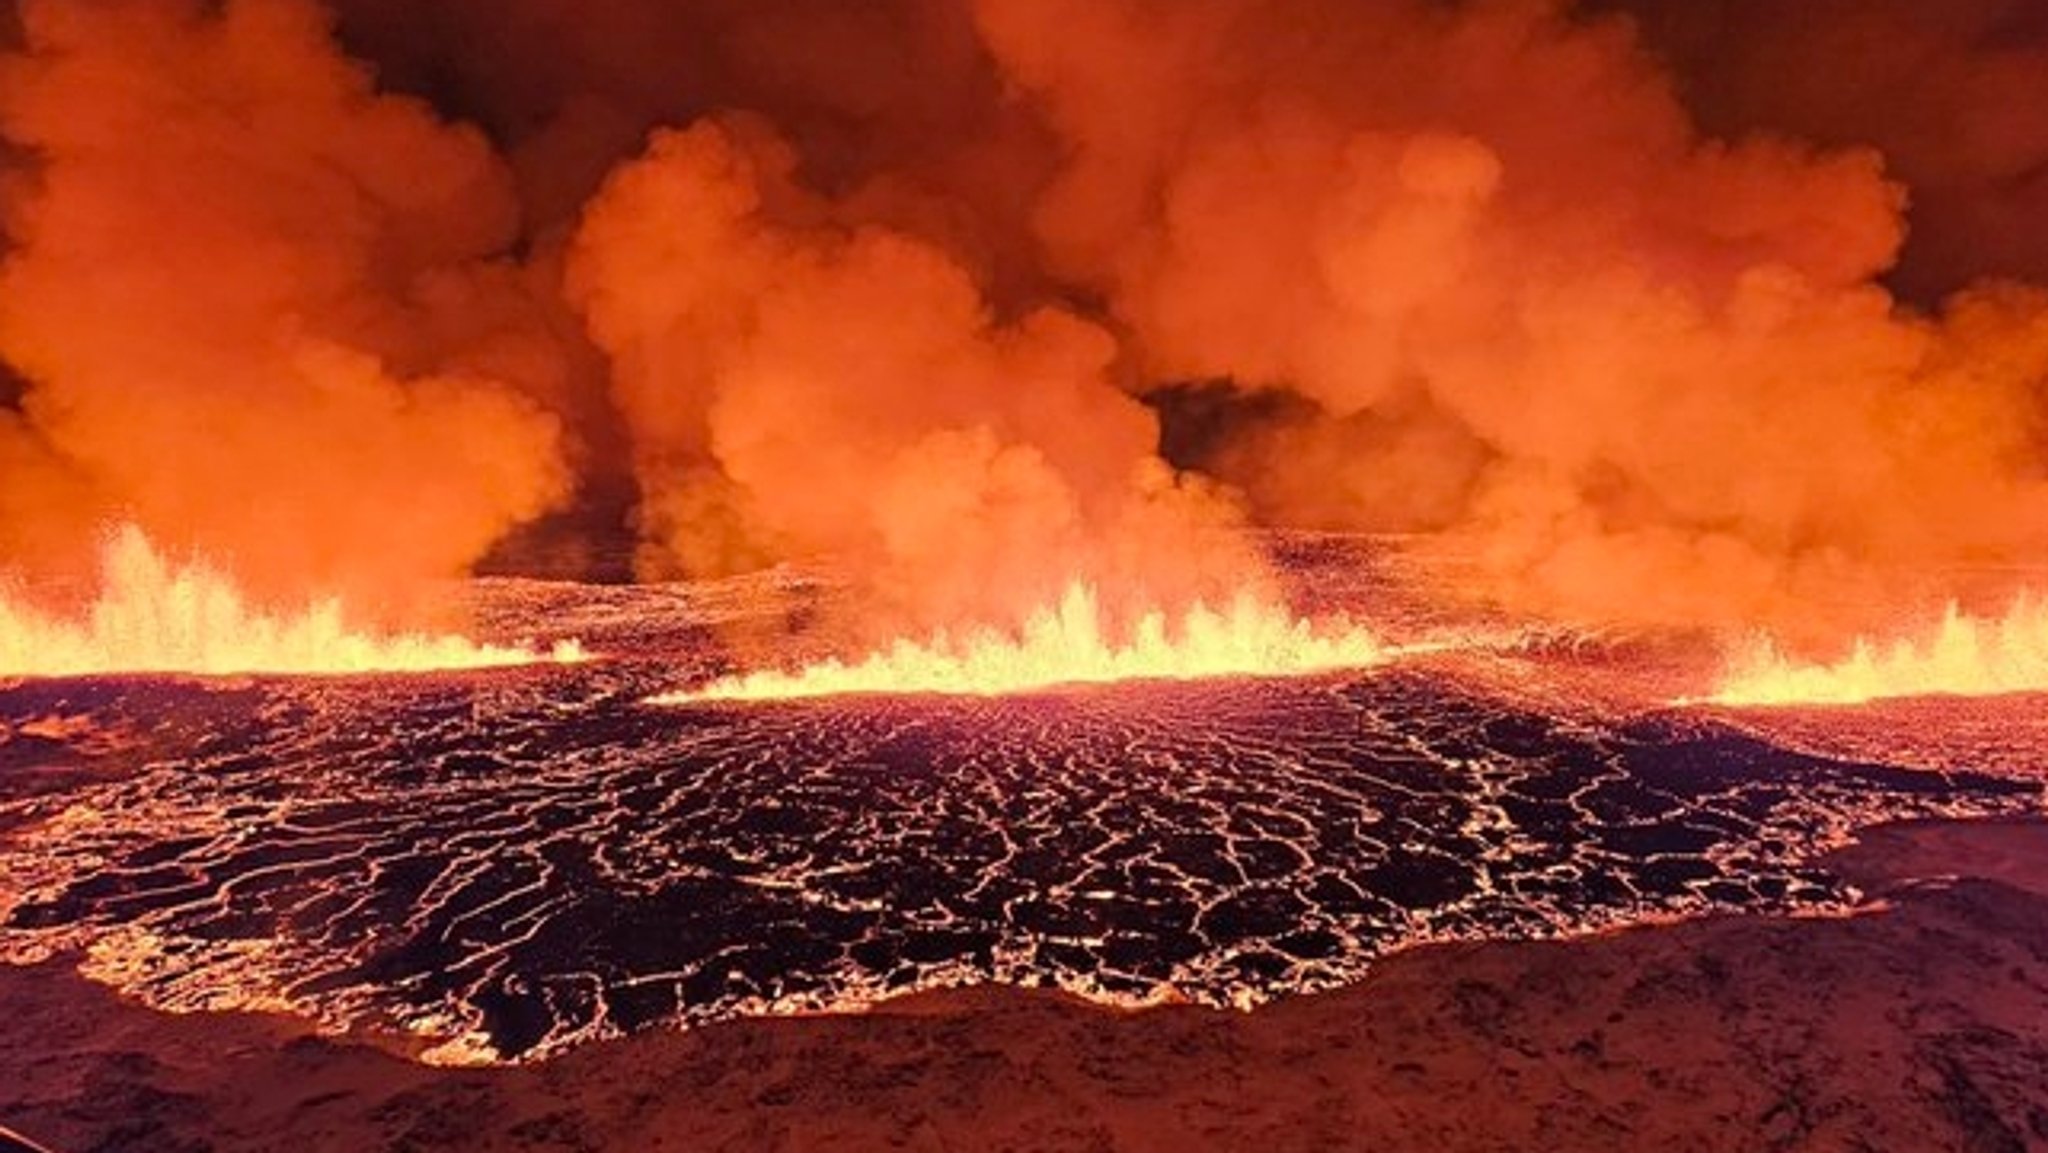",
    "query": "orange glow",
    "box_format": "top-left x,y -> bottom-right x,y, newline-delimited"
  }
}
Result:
0,526 -> 583,680
1708,597 -> 2048,706
660,583 -> 1390,703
